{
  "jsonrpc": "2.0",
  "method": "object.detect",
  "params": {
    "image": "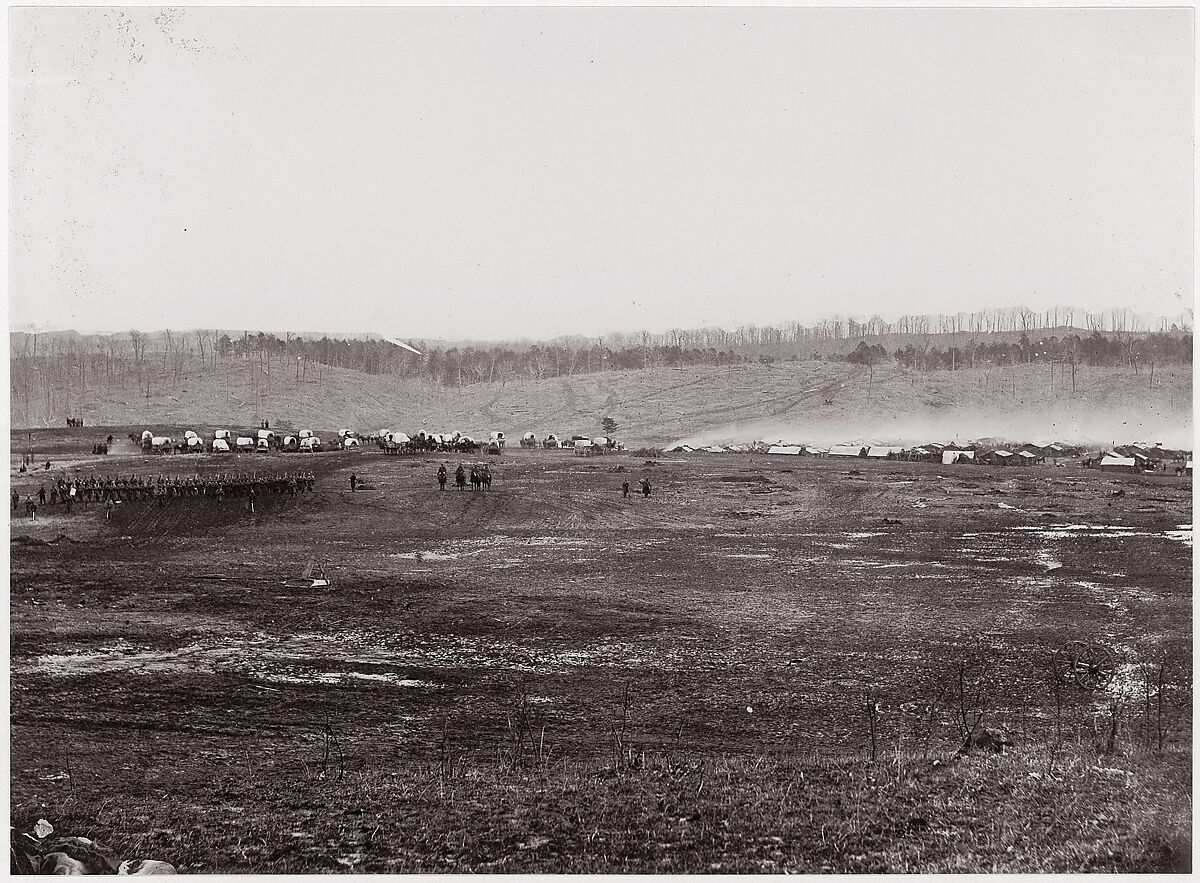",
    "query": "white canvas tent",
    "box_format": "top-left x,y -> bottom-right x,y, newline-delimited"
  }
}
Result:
767,445 -> 802,455
829,444 -> 864,457
1100,455 -> 1137,472
866,446 -> 903,459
